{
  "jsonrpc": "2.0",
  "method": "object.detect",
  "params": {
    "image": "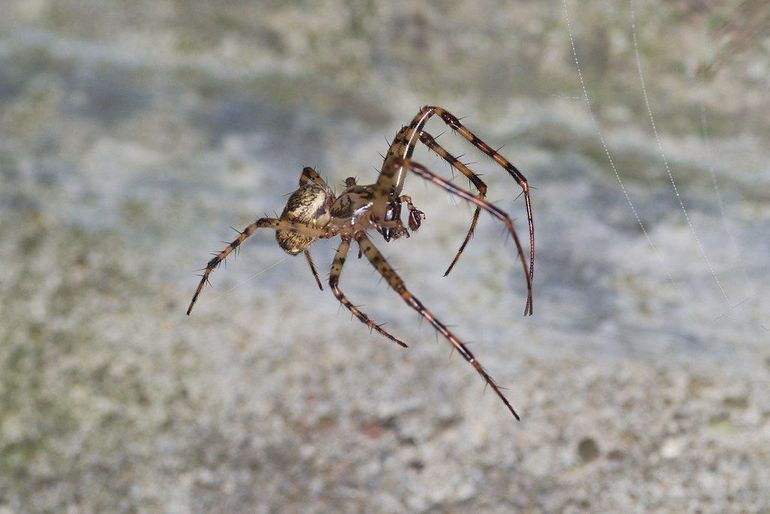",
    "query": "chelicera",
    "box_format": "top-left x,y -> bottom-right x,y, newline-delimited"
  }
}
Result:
187,105 -> 534,419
